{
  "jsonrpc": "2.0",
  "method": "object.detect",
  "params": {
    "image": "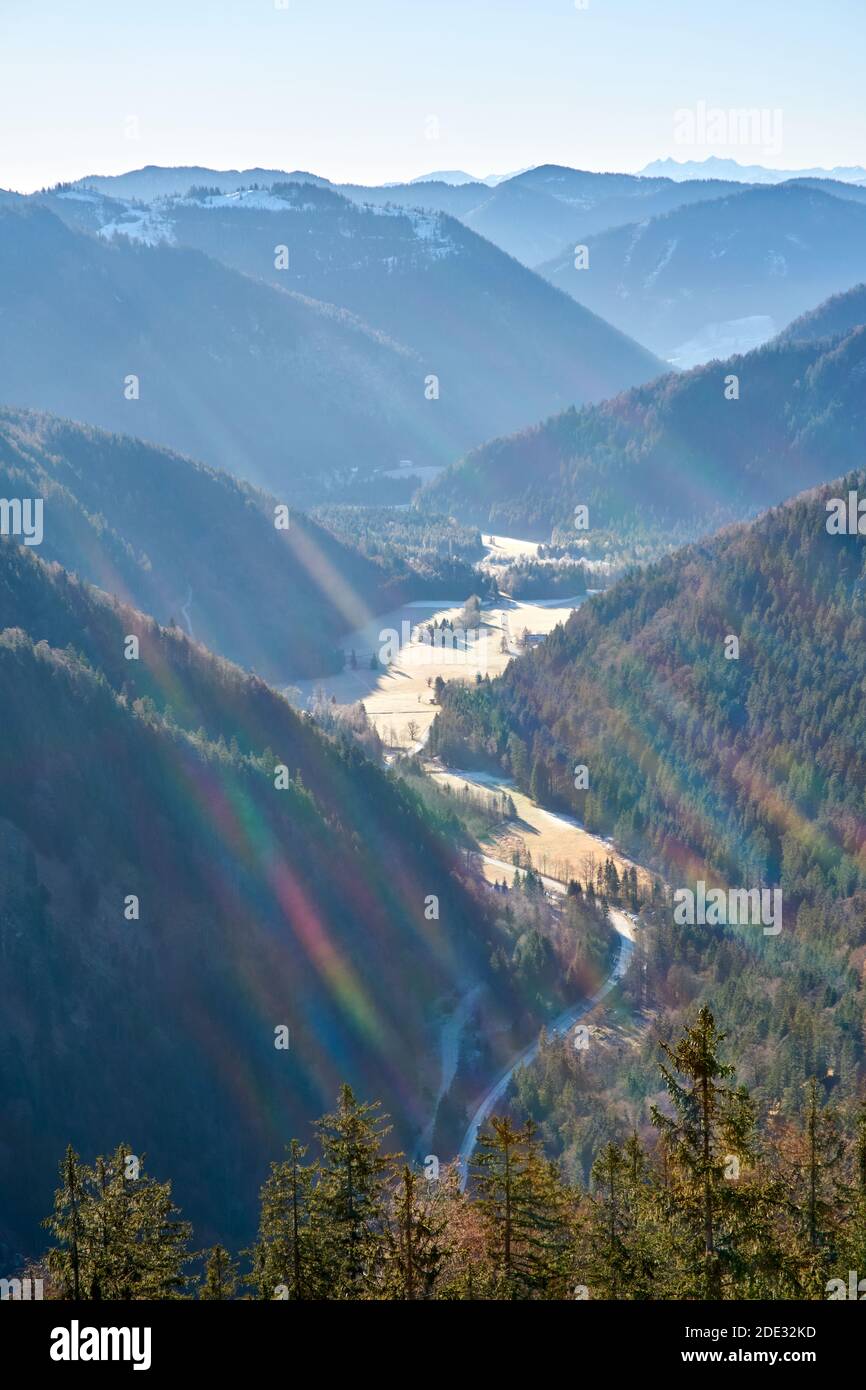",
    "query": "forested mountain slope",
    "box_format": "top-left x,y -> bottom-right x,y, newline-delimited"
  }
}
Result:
0,406 -> 462,681
778,282 -> 866,344
422,291 -> 866,553
0,204 -> 438,502
431,468 -> 866,904
537,184 -> 866,362
40,181 -> 663,466
0,539 -> 521,1254
432,477 -> 866,1187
